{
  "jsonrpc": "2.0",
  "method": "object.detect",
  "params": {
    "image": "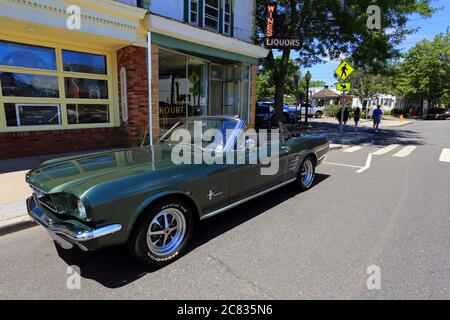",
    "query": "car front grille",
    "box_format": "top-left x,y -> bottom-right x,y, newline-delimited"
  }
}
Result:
32,187 -> 57,213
